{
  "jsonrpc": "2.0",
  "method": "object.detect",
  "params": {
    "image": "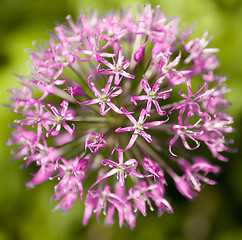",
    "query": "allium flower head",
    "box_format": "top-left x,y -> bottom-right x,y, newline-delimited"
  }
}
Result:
7,4 -> 233,229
